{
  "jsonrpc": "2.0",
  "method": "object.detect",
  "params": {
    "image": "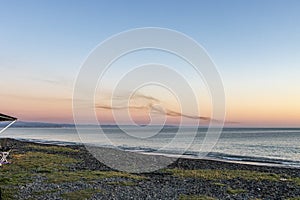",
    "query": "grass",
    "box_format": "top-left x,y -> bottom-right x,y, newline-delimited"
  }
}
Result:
32,189 -> 59,196
166,168 -> 283,182
107,181 -> 137,186
0,187 -> 16,200
45,170 -> 145,183
0,150 -> 145,199
213,182 -> 247,195
1,152 -> 79,173
0,152 -> 78,186
287,198 -> 300,200
227,187 -> 247,194
179,194 -> 216,200
169,168 -> 300,196
61,188 -> 101,200
292,177 -> 300,186
26,144 -> 80,153
213,182 -> 226,187
0,151 -> 79,198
